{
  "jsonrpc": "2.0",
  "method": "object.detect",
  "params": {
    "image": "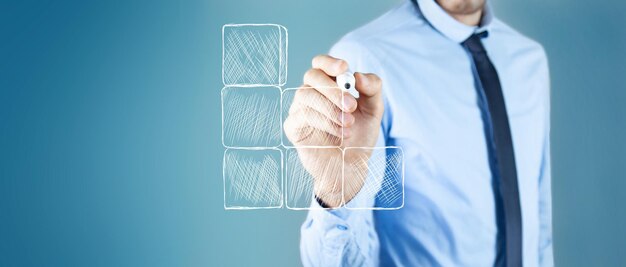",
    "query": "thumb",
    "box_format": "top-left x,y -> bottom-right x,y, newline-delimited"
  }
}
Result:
354,72 -> 384,118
